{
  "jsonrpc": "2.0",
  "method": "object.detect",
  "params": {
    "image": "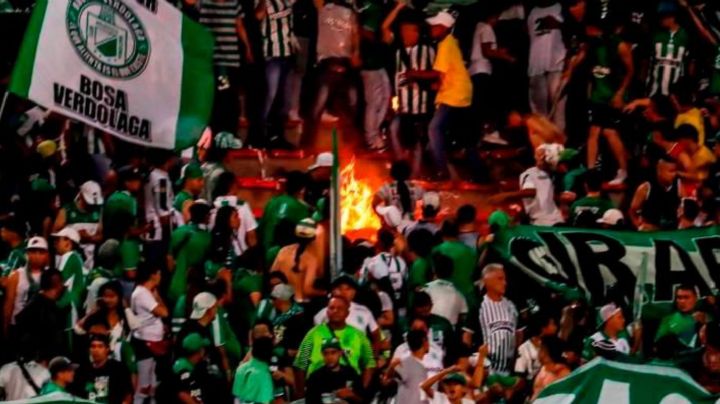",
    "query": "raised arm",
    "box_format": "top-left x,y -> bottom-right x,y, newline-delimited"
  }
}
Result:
381,1 -> 406,44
